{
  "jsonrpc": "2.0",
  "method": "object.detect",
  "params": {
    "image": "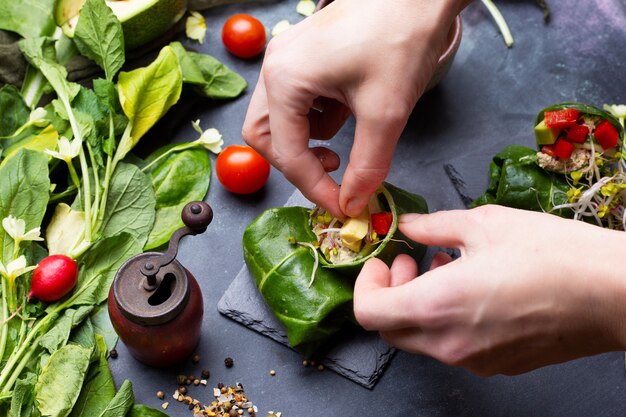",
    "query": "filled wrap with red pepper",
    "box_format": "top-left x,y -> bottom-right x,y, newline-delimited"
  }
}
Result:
242,183 -> 428,356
